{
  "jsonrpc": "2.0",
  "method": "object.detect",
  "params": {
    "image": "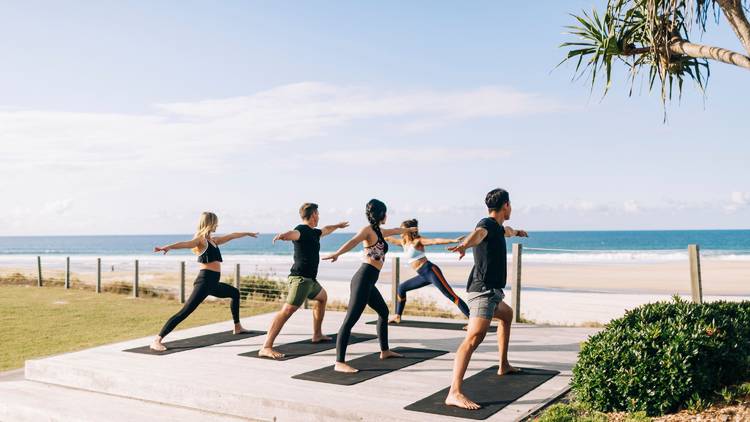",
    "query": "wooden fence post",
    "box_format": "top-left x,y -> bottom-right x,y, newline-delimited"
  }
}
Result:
96,258 -> 101,293
511,243 -> 523,323
179,261 -> 186,304
133,259 -> 139,298
36,256 -> 43,287
391,257 -> 400,311
688,244 -> 703,304
65,257 -> 71,289
234,263 -> 241,289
